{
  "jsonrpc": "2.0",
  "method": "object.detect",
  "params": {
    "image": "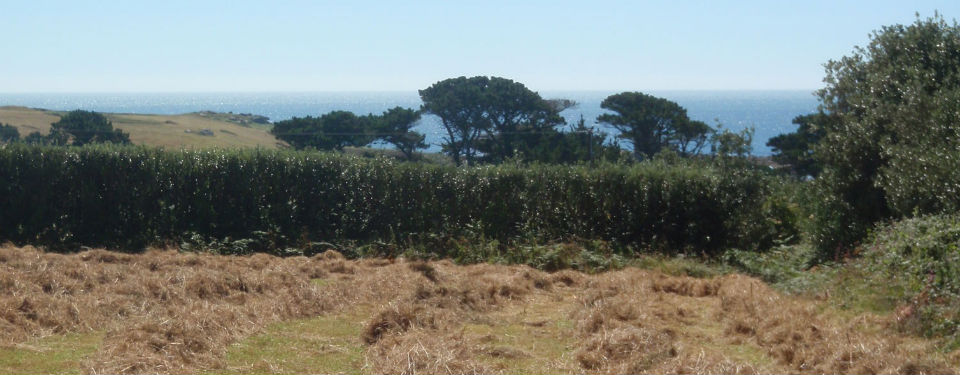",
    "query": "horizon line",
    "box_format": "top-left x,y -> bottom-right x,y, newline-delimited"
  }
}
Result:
0,88 -> 820,94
